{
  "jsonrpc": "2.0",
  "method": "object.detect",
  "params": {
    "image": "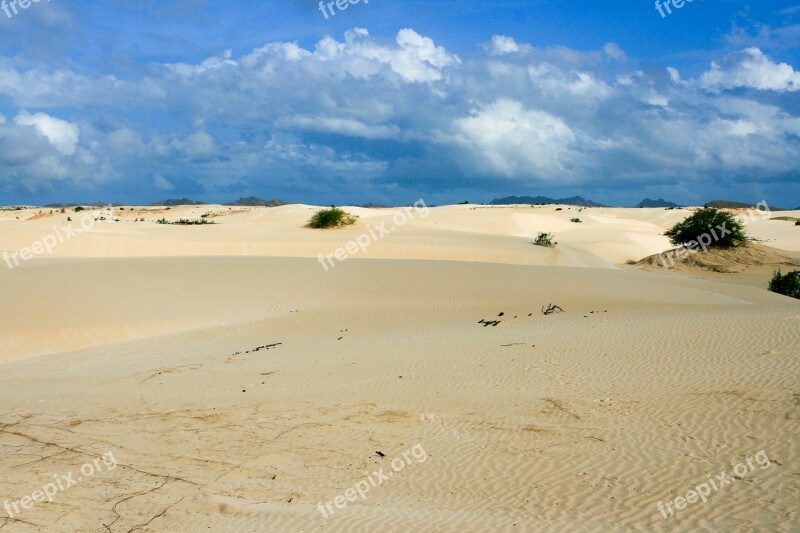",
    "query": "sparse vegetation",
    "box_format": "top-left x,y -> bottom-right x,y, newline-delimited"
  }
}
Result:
176,218 -> 213,225
570,218 -> 582,223
664,208 -> 746,249
625,259 -> 637,265
768,270 -> 800,299
156,217 -> 214,225
308,206 -> 358,229
74,206 -> 85,212
533,232 -> 557,247
796,220 -> 800,226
